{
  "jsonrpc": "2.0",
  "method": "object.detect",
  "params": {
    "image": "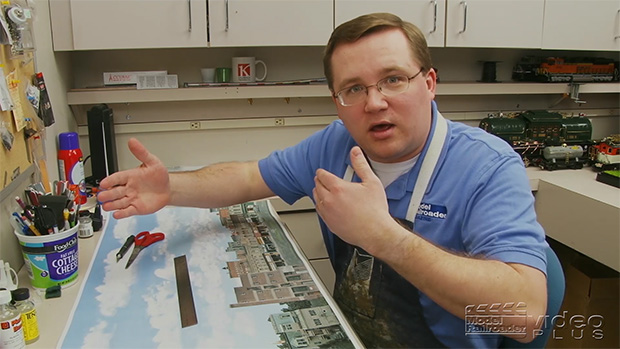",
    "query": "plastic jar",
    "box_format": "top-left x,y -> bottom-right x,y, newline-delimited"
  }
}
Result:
0,289 -> 25,349
11,288 -> 39,344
